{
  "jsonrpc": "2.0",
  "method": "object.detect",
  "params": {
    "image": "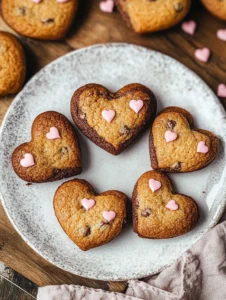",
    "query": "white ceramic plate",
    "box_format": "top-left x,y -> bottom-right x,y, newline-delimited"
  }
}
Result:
1,43 -> 226,281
